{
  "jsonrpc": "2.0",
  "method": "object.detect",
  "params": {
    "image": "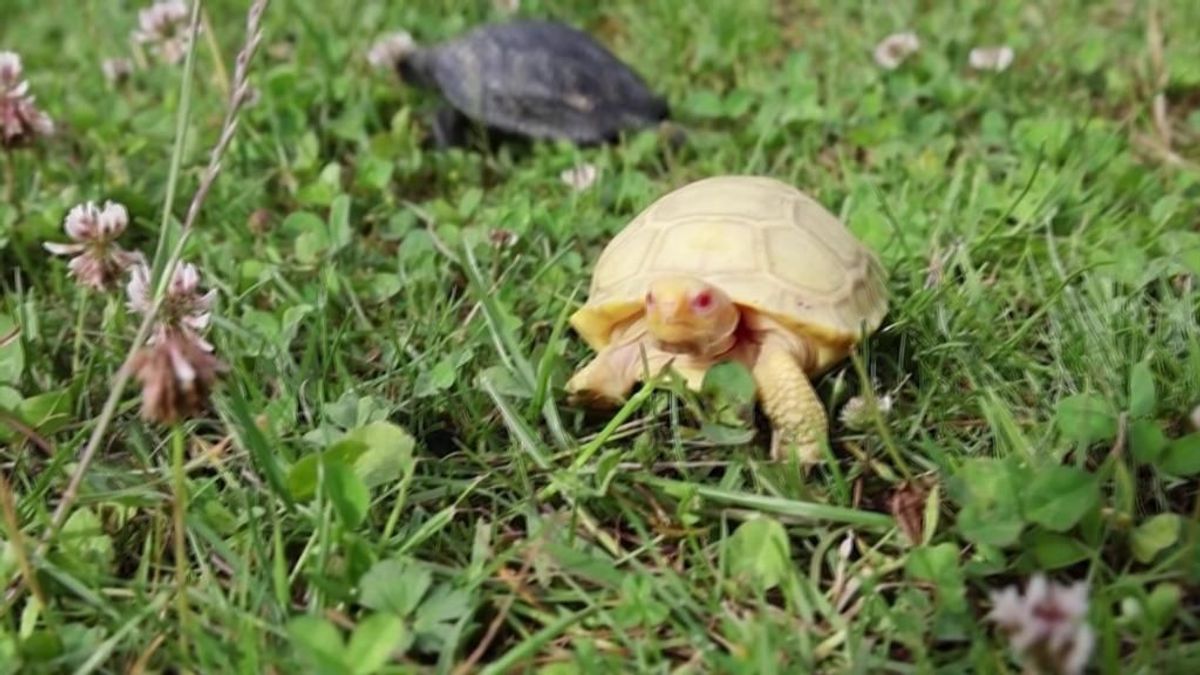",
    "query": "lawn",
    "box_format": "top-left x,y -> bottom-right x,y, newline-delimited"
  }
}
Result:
2,0 -> 1199,672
